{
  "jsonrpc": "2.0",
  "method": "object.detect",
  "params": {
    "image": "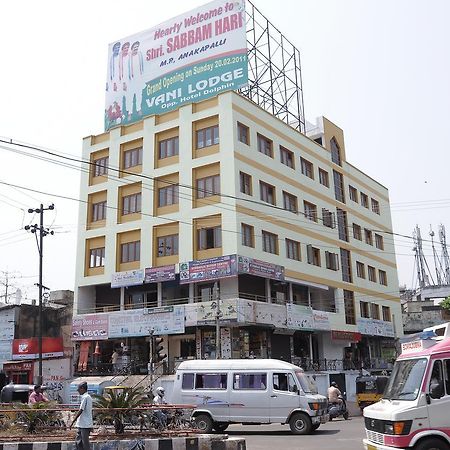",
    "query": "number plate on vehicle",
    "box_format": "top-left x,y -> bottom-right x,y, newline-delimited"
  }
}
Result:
367,445 -> 377,450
